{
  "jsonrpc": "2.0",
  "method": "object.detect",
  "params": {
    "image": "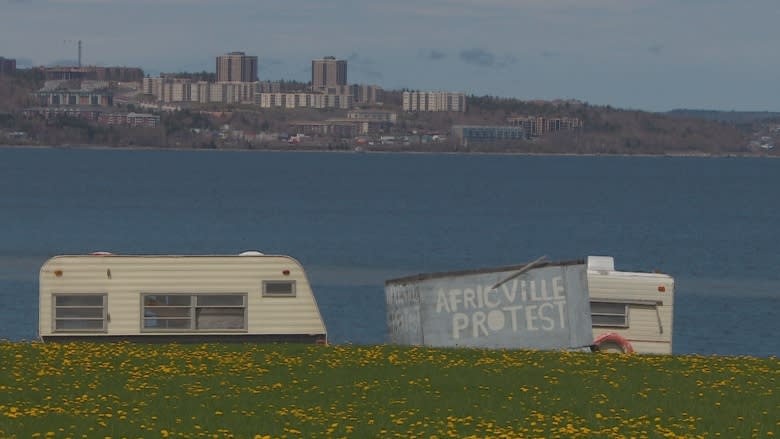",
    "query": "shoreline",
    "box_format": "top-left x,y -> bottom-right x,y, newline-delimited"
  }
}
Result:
1,143 -> 778,159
